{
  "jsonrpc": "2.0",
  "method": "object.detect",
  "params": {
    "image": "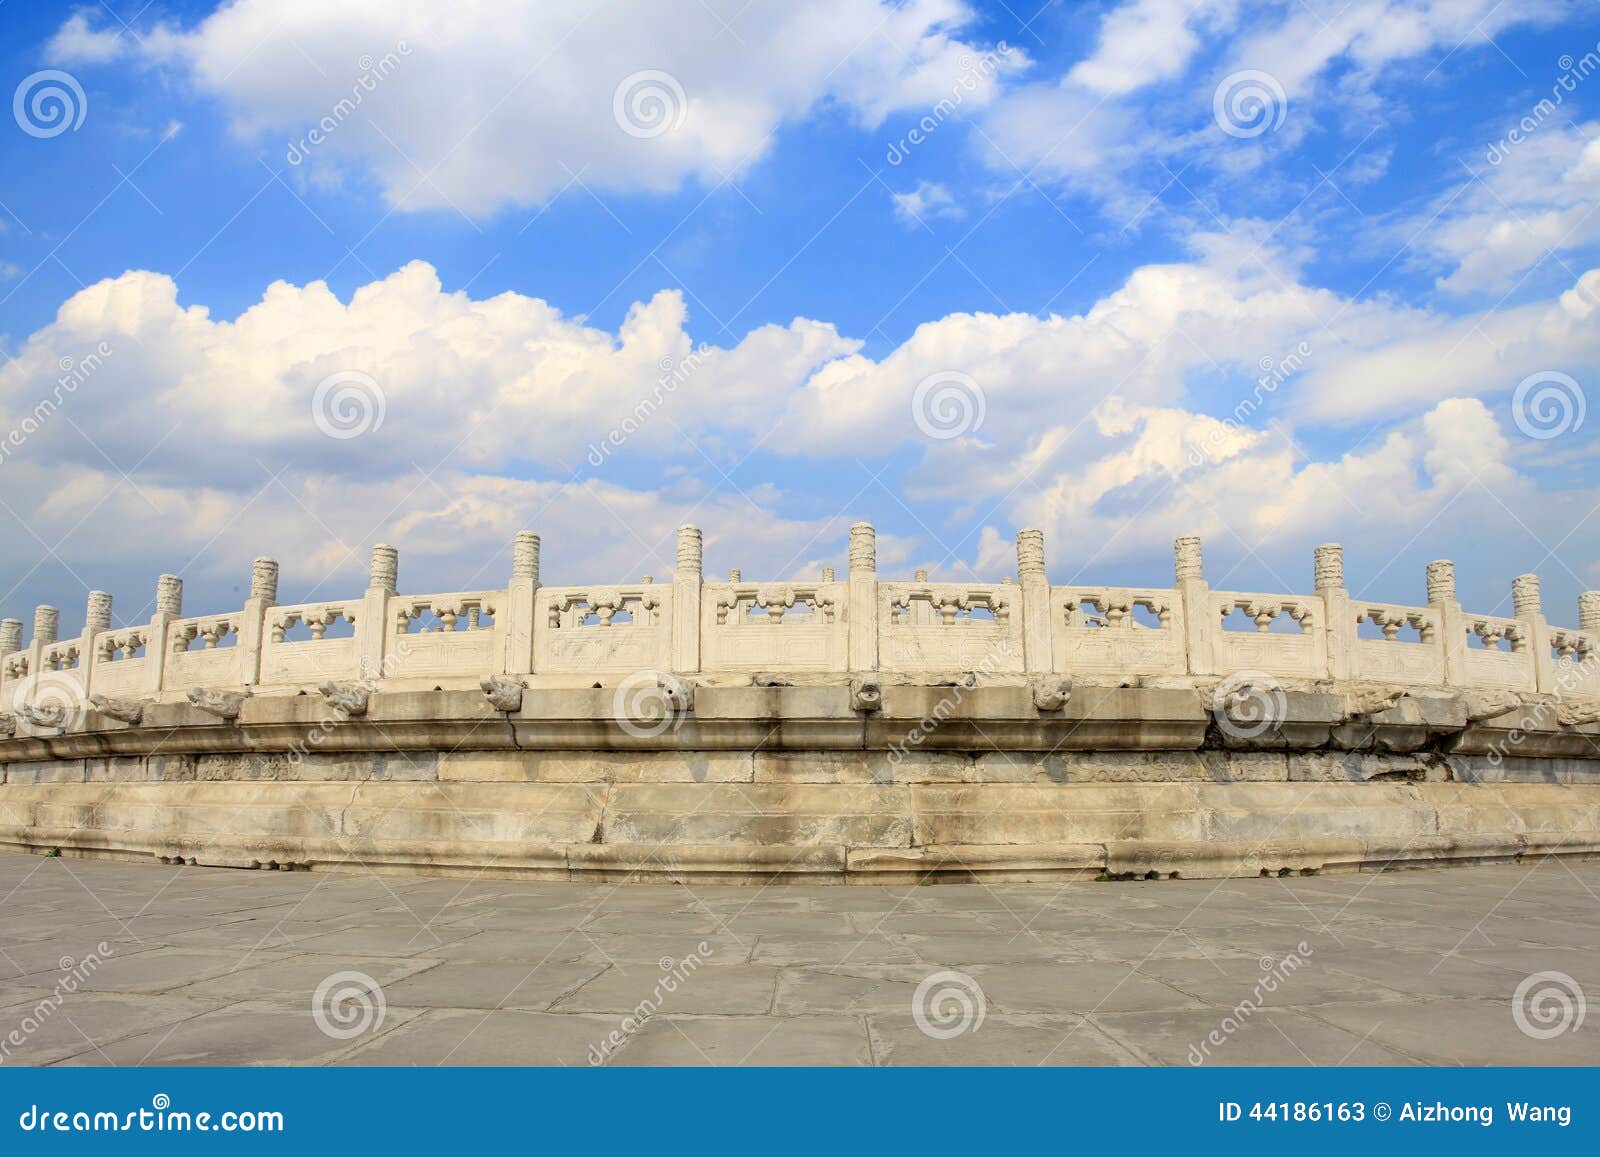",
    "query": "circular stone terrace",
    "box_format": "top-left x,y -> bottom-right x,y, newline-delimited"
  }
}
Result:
0,524 -> 1598,883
